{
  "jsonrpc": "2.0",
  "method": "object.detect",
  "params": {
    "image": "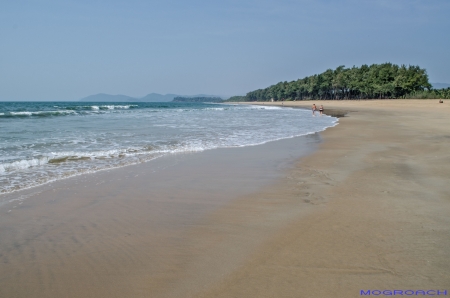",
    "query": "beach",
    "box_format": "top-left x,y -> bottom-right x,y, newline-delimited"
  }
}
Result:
1,100 -> 449,297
